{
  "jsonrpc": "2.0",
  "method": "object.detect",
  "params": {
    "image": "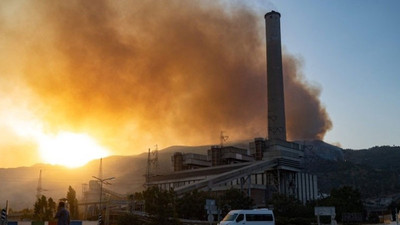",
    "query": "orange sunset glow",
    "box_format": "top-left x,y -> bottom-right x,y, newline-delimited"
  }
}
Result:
37,132 -> 109,168
0,0 -> 331,168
